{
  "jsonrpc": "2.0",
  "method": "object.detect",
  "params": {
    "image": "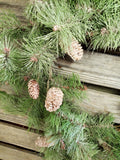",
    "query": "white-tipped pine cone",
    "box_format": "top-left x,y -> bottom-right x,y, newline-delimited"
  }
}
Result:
28,79 -> 39,99
67,40 -> 83,61
45,87 -> 63,112
35,136 -> 54,148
